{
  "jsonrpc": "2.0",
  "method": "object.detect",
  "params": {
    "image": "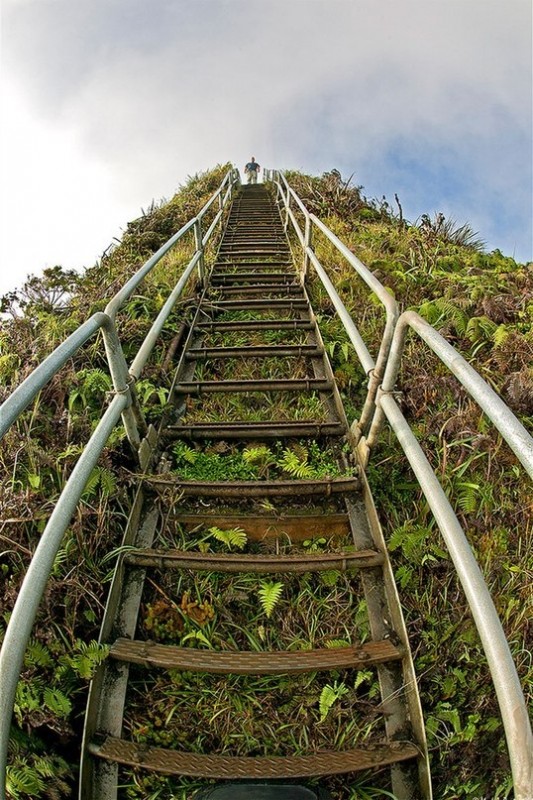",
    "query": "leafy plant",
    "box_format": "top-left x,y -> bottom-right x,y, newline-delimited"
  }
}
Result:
257,581 -> 284,618
207,526 -> 247,551
319,680 -> 349,722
